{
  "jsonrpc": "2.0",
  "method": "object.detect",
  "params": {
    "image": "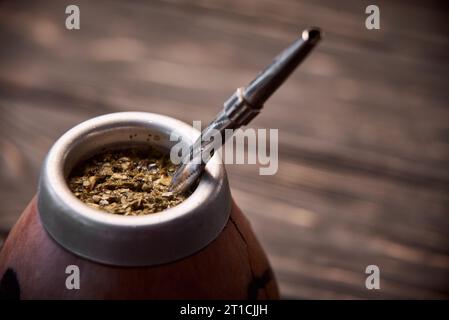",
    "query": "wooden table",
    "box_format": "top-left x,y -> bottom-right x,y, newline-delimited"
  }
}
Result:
0,0 -> 448,298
